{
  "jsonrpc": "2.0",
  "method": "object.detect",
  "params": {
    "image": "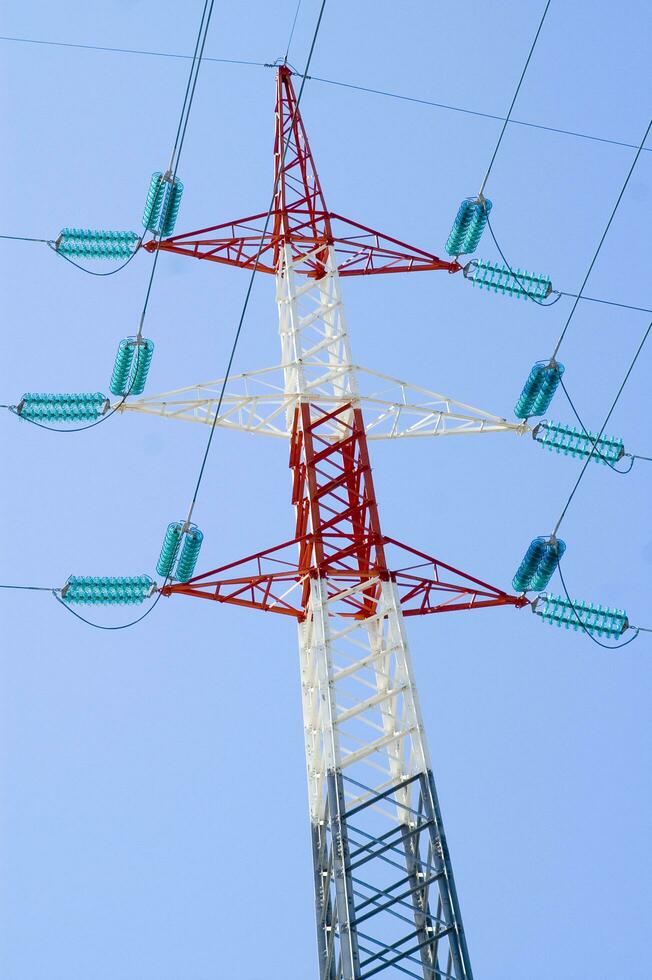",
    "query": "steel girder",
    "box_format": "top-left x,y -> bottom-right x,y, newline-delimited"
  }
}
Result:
115,363 -> 530,442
